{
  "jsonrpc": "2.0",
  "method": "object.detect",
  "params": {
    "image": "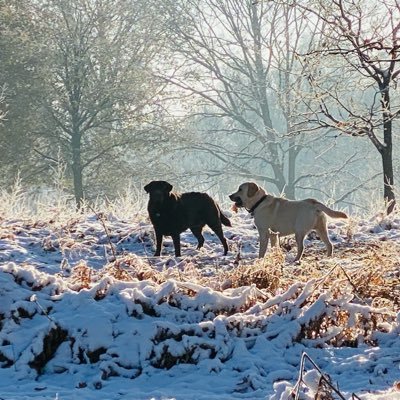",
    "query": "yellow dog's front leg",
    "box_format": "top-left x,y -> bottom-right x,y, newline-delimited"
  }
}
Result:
258,228 -> 270,258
